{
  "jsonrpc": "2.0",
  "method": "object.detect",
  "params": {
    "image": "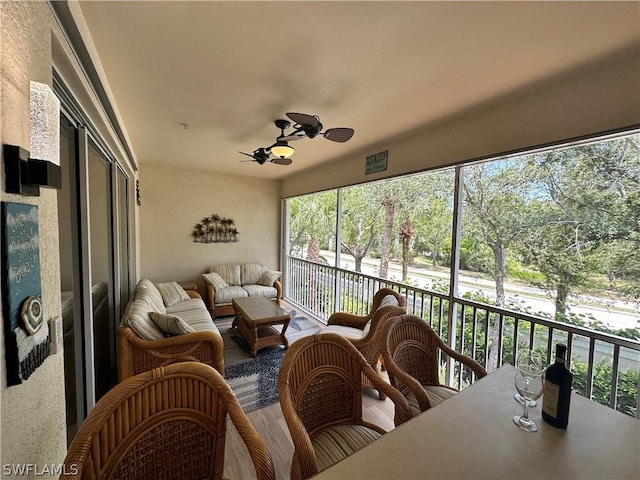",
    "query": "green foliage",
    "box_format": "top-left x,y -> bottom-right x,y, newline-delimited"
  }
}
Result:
459,237 -> 493,273
571,359 -> 638,417
506,256 -> 546,283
